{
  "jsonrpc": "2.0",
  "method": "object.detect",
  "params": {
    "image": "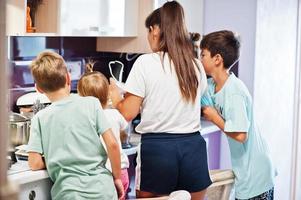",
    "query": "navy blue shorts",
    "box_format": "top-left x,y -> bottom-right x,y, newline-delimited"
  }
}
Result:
135,132 -> 212,195
236,187 -> 274,200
